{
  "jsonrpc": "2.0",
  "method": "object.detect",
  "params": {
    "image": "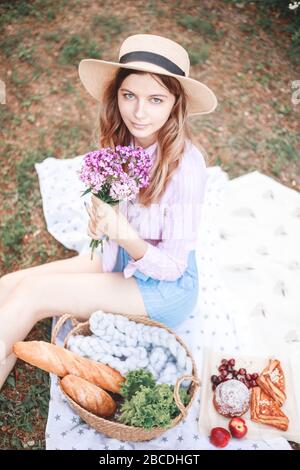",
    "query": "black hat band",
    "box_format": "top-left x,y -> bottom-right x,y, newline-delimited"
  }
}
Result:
119,51 -> 186,77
